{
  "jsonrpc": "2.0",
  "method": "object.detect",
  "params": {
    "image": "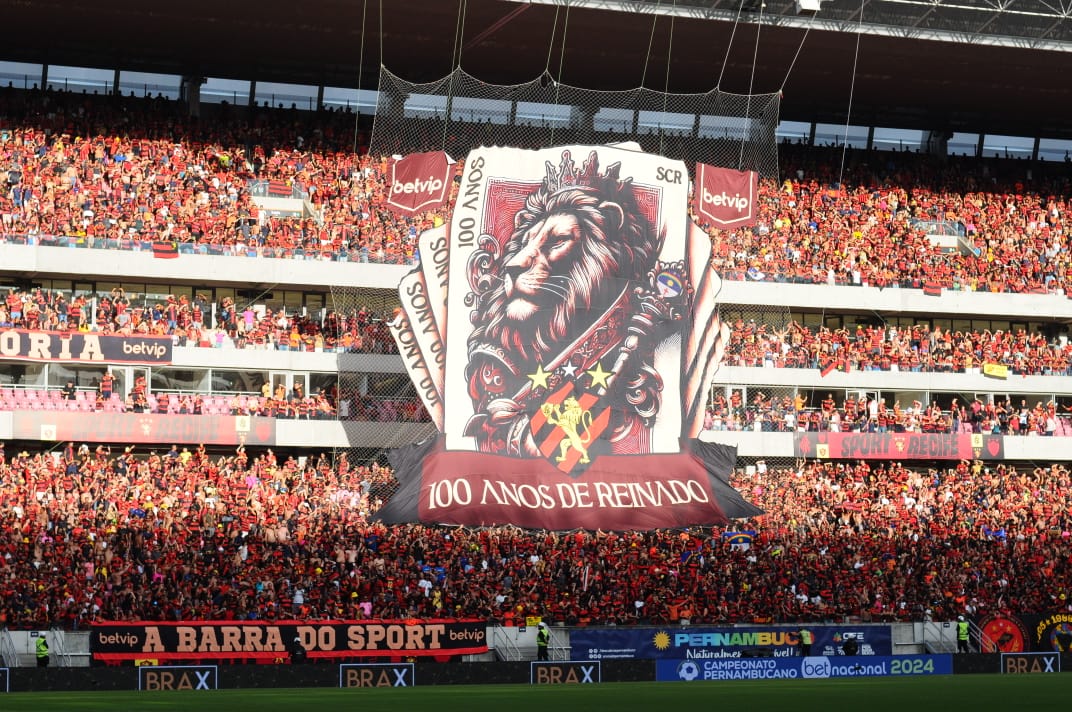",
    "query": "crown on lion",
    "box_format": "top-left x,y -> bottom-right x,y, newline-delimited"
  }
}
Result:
543,149 -> 631,195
